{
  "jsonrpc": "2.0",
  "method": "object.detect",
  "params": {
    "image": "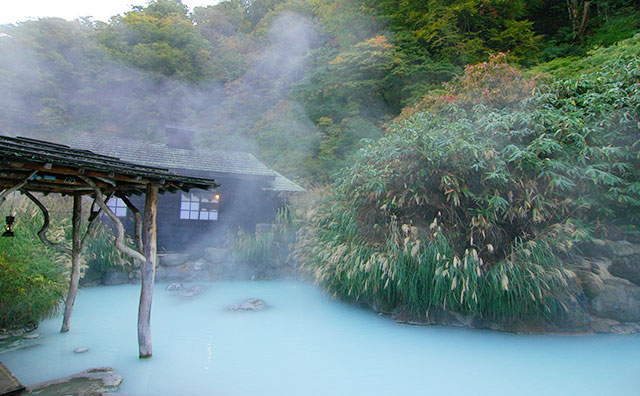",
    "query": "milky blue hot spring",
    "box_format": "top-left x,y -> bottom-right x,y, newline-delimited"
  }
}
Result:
2,281 -> 639,395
